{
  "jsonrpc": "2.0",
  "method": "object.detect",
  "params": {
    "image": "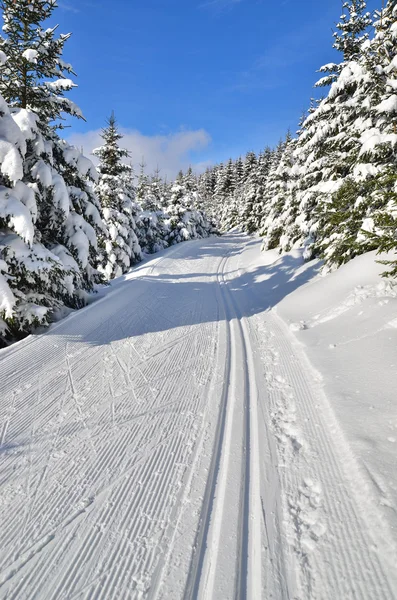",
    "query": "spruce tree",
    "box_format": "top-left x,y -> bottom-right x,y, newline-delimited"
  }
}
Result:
0,92 -> 72,345
135,162 -> 168,253
240,152 -> 258,232
316,0 -> 372,88
93,113 -> 142,279
260,136 -> 298,251
312,0 -> 397,269
0,0 -> 81,126
269,2 -> 373,261
0,0 -> 106,300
